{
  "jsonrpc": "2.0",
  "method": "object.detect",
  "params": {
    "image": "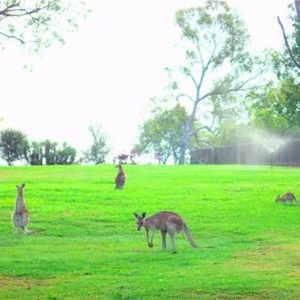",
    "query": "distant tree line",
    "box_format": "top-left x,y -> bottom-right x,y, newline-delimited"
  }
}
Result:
0,128 -> 76,166
0,125 -> 110,166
